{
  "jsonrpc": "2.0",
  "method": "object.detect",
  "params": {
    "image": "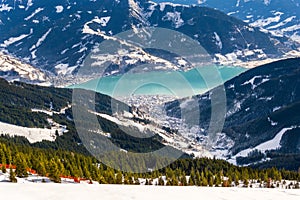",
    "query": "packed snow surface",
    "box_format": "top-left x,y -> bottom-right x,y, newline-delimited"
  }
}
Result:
234,126 -> 298,158
0,121 -> 67,143
0,184 -> 299,200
